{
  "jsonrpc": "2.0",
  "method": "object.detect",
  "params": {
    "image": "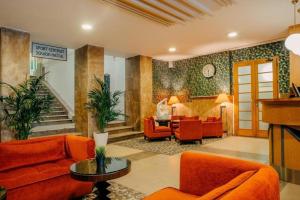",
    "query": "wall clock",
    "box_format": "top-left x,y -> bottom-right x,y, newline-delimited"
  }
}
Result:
202,64 -> 216,78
